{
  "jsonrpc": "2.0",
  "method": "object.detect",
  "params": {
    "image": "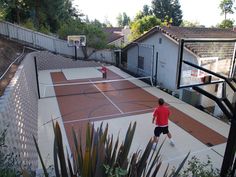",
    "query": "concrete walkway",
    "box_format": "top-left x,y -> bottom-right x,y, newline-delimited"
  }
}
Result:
38,65 -> 230,176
